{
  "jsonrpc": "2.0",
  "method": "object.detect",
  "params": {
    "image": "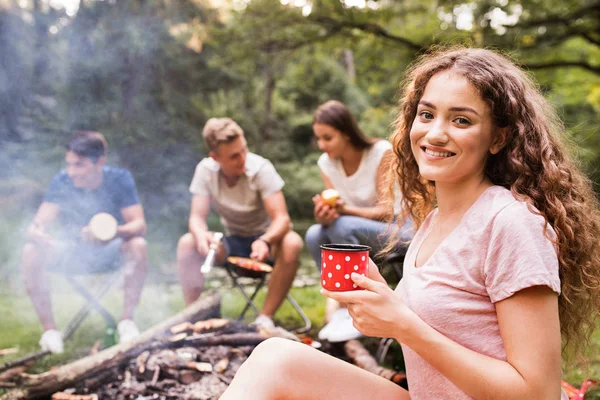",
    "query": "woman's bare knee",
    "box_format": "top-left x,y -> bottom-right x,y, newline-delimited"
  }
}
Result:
232,338 -> 298,391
